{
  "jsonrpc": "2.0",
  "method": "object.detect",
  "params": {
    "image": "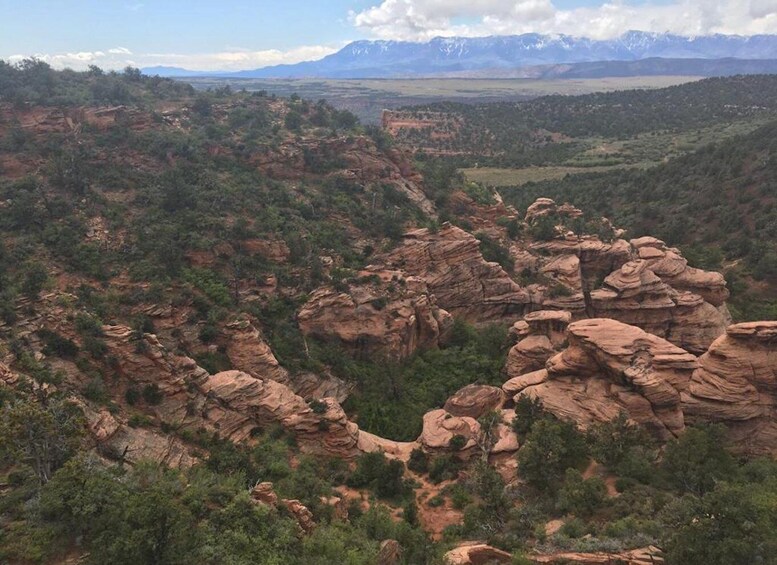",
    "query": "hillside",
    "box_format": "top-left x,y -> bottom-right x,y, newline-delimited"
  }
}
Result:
384,74 -> 777,165
1,61 -> 776,565
501,120 -> 777,321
